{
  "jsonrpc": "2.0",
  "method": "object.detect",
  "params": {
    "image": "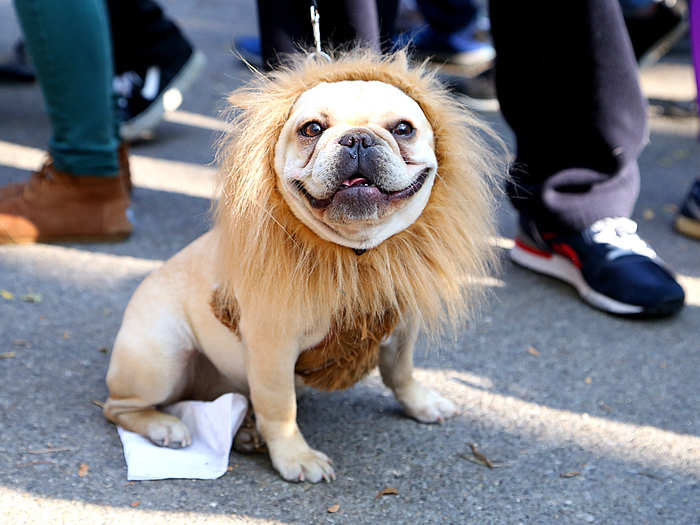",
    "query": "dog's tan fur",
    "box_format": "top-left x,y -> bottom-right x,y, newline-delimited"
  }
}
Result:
104,50 -> 499,483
